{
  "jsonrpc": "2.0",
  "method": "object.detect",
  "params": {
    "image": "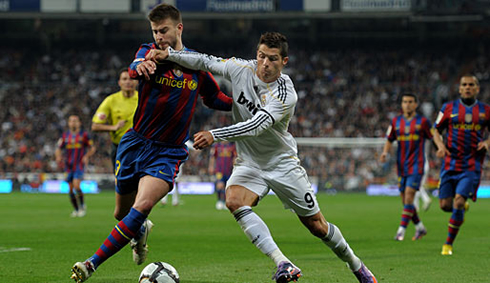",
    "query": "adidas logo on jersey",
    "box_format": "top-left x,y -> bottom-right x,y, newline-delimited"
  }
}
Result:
237,92 -> 260,115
